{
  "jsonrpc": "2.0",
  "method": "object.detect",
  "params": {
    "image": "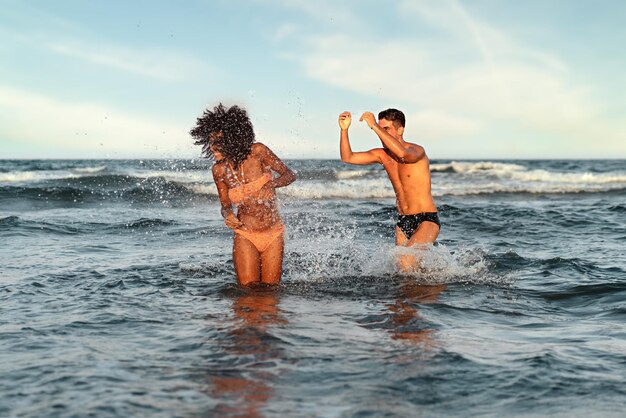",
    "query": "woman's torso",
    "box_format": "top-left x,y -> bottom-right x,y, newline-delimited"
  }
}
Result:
220,151 -> 281,231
